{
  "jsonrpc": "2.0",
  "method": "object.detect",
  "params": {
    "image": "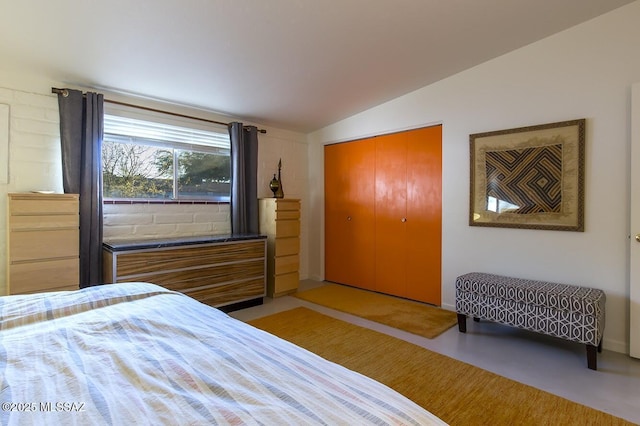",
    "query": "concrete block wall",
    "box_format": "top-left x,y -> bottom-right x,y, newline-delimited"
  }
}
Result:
0,86 -> 63,295
103,202 -> 231,240
0,88 -> 63,193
